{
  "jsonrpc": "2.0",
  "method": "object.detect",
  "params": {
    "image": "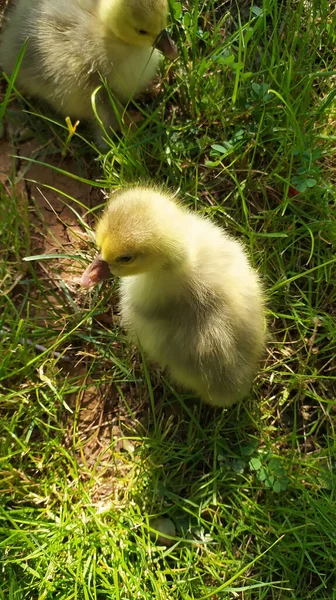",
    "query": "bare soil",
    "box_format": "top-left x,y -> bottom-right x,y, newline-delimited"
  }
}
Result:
0,0 -> 137,504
